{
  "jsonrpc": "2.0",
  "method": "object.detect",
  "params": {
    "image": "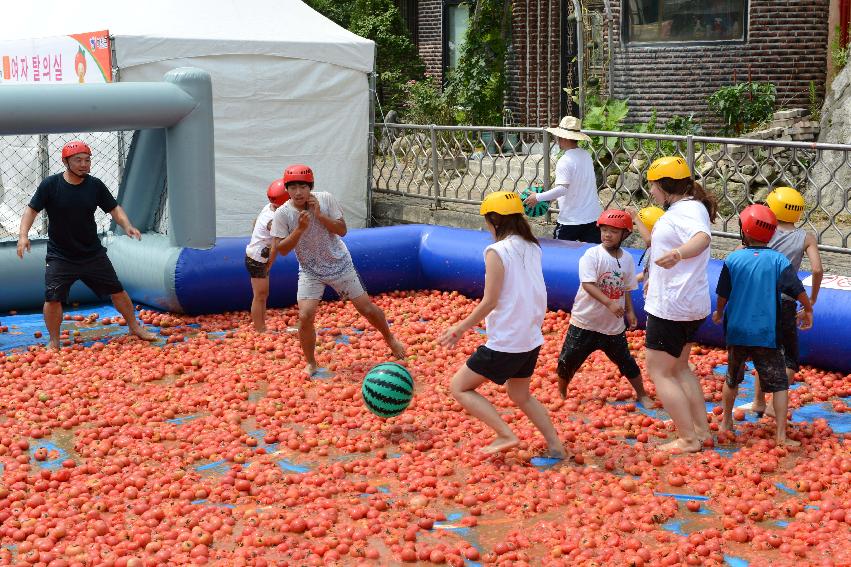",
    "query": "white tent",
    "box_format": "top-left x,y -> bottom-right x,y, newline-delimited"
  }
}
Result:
5,0 -> 375,236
